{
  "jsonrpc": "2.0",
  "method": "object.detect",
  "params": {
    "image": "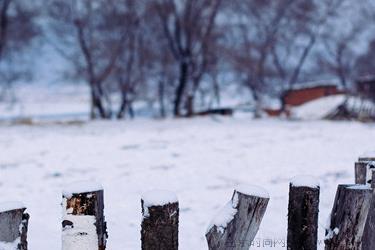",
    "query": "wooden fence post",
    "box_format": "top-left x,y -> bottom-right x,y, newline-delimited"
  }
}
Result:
141,190 -> 179,250
325,184 -> 372,250
62,182 -> 107,250
287,176 -> 320,250
361,171 -> 375,250
355,162 -> 367,184
355,160 -> 375,185
0,202 -> 29,250
205,186 -> 269,250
